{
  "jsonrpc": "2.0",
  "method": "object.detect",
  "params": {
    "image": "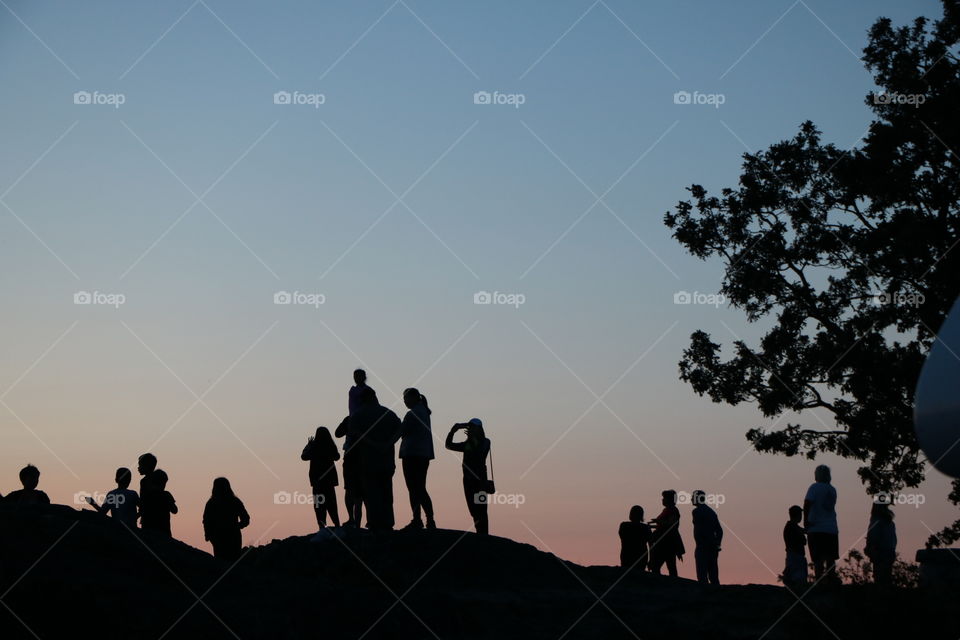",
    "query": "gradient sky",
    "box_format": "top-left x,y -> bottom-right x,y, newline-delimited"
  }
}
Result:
1,0 -> 954,585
